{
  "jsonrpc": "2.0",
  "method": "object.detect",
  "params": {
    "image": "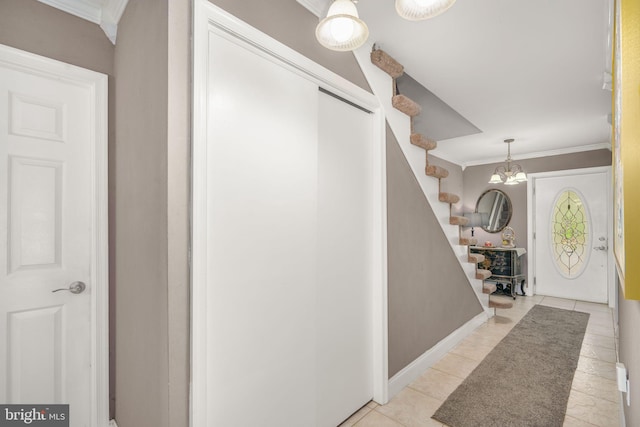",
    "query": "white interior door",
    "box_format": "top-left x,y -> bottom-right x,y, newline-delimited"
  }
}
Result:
199,20 -> 376,427
0,45 -> 108,426
533,168 -> 610,302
